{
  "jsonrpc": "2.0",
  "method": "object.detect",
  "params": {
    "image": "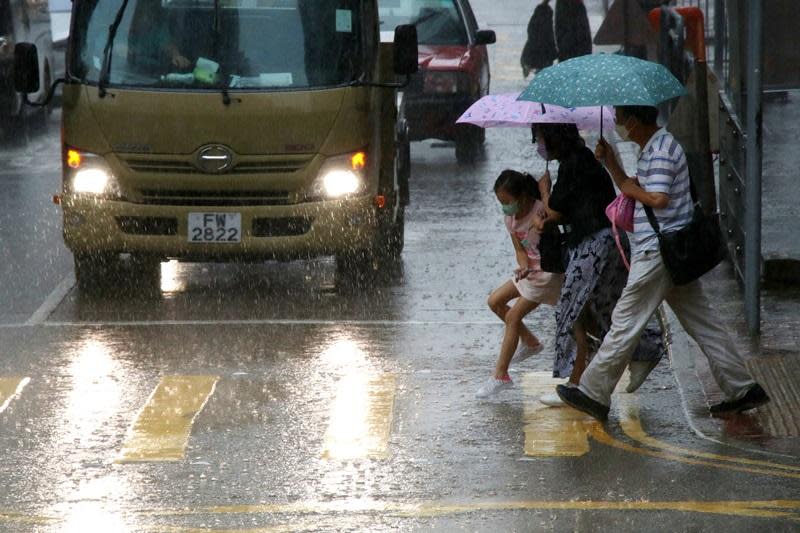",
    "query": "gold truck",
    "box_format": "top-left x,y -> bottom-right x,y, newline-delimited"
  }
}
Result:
14,0 -> 417,288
